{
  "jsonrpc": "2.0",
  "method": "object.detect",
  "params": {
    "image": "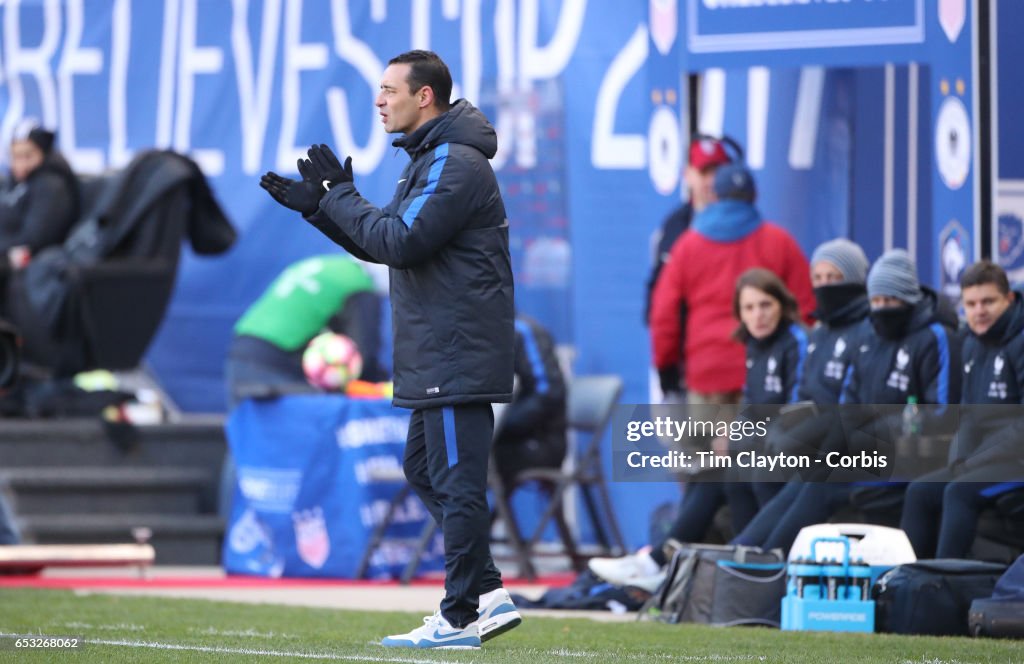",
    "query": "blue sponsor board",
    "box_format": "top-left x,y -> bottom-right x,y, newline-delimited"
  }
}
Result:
223,396 -> 442,579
